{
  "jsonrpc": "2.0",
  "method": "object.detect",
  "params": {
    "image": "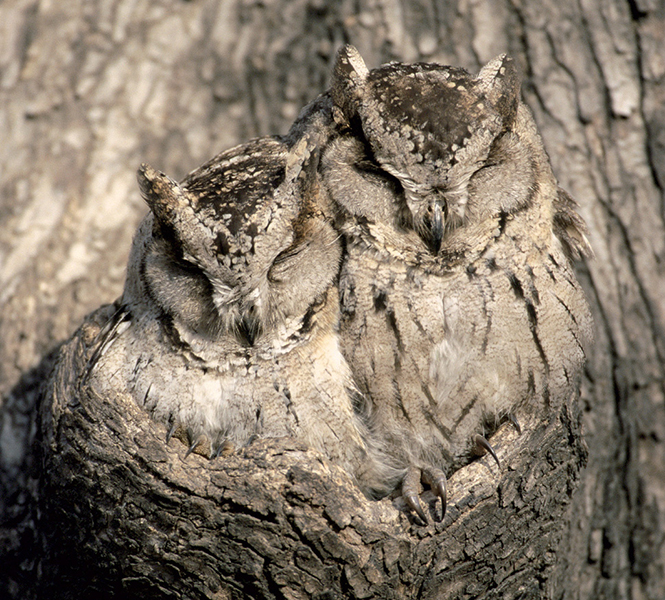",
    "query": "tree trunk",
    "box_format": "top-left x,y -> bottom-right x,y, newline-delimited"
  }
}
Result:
1,1 -> 663,598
